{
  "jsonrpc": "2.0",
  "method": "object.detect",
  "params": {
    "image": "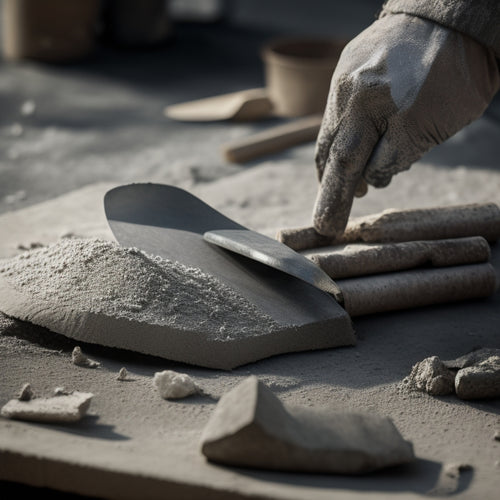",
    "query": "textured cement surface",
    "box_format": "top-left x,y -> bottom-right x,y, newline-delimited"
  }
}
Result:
1,1 -> 500,499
